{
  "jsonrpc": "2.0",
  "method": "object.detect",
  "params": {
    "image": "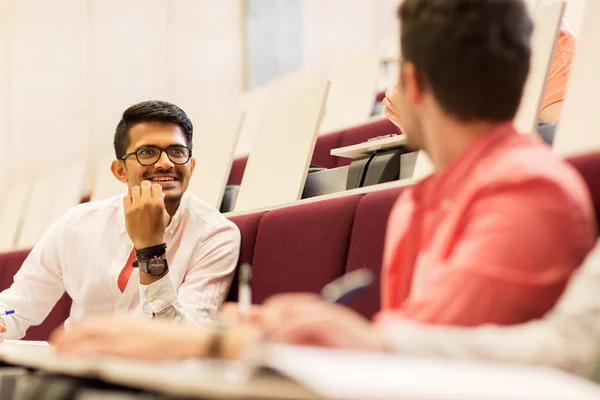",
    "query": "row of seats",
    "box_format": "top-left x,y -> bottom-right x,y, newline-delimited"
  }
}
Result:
228,117 -> 399,185
1,150 -> 599,341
